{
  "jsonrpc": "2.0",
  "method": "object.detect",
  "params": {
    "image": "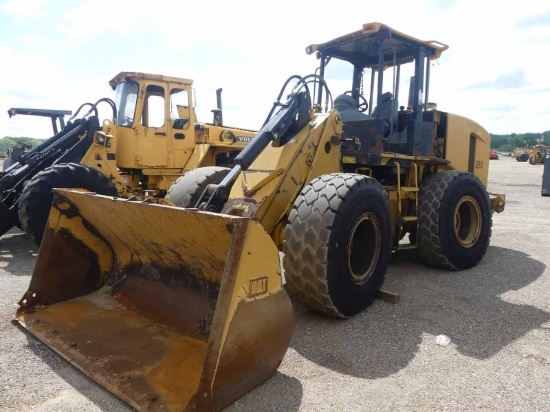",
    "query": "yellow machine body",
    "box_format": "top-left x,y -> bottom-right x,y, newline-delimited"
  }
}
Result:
528,144 -> 548,165
81,72 -> 256,197
16,23 -> 506,412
